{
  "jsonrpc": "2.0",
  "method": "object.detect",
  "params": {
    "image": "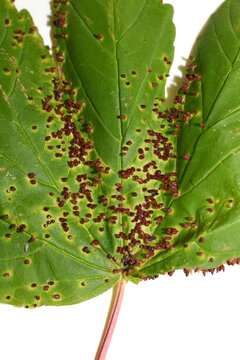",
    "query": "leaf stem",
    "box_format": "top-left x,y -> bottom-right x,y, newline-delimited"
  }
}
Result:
95,278 -> 126,360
